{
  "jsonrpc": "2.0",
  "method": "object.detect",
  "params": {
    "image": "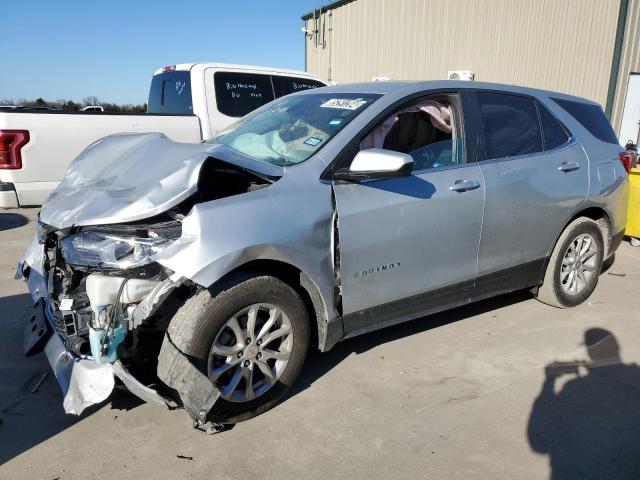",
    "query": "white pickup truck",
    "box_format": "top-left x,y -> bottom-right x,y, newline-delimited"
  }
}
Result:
0,63 -> 327,207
